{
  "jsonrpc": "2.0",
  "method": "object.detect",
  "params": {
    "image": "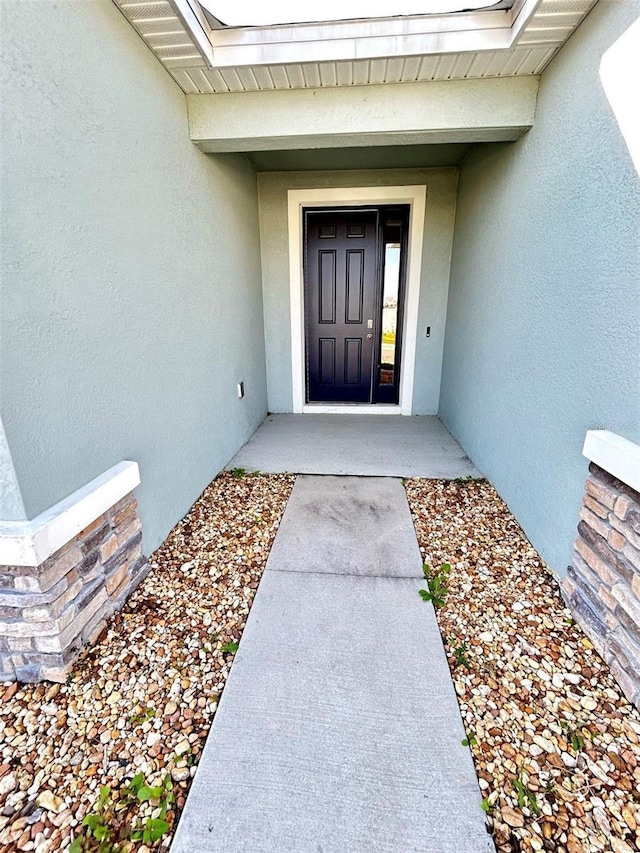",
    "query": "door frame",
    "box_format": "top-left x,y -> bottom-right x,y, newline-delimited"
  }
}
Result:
287,185 -> 426,415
